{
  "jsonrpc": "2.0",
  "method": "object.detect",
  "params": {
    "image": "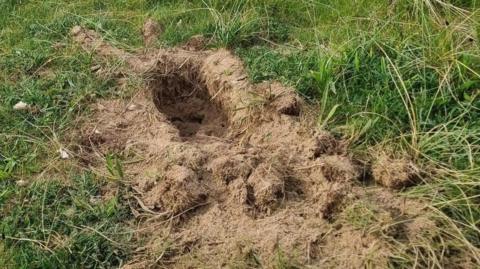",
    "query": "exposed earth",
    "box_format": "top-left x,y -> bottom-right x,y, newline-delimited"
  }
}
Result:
70,23 -> 440,268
